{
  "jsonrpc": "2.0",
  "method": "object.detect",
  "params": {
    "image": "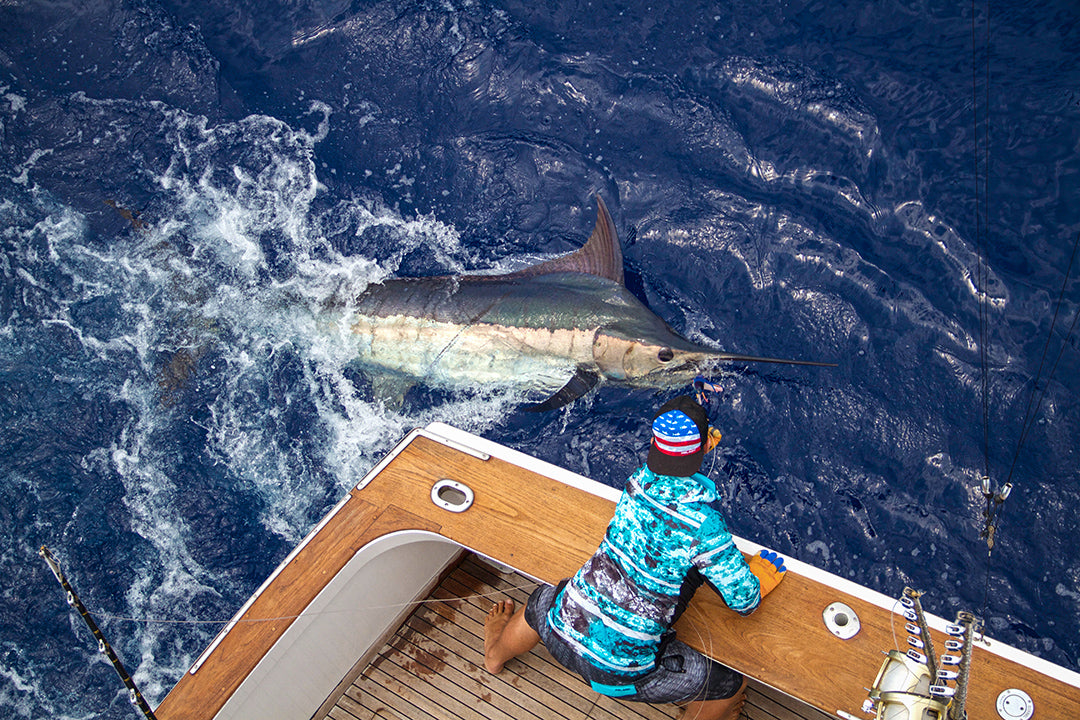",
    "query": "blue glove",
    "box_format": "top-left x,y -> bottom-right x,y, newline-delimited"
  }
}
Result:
747,550 -> 787,597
